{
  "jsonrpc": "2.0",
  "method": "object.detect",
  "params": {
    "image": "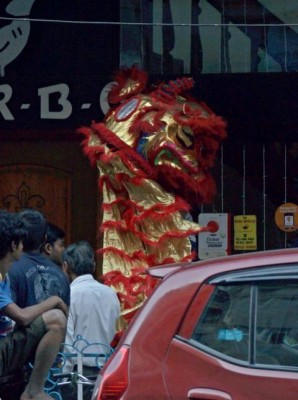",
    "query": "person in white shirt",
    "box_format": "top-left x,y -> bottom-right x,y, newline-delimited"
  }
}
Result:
61,240 -> 120,400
